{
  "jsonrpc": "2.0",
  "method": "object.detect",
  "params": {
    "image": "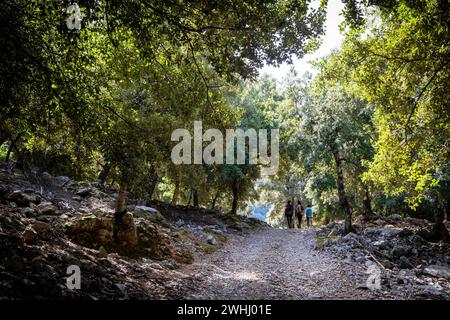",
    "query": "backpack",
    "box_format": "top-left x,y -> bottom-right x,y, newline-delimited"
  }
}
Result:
305,207 -> 313,216
285,204 -> 293,215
